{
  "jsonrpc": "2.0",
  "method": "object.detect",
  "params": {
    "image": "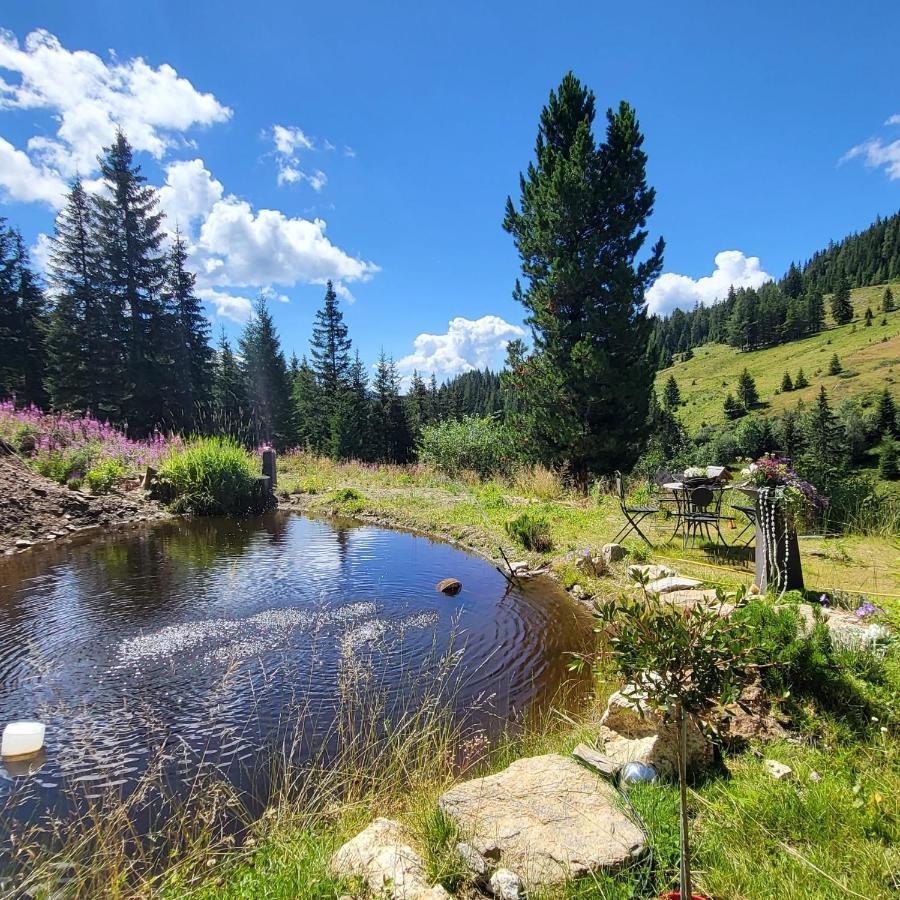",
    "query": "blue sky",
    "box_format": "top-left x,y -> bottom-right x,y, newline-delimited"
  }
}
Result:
1,0 -> 898,380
